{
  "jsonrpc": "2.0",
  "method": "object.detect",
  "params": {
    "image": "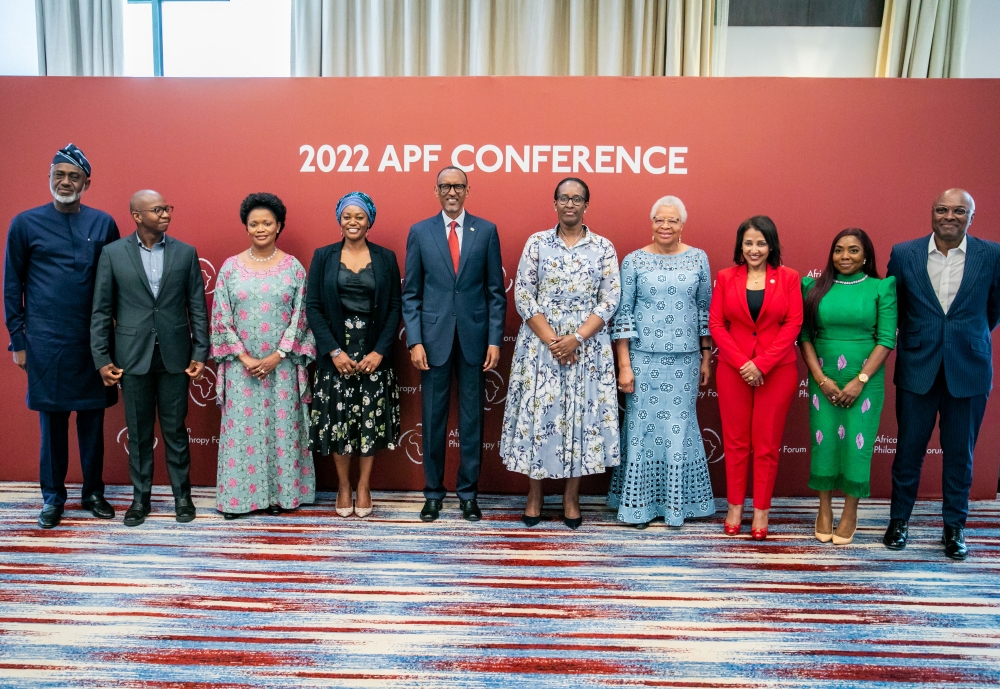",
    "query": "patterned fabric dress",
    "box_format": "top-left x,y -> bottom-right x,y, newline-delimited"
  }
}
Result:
801,273 -> 897,498
500,227 -> 621,479
607,248 -> 716,525
210,255 -> 316,514
309,263 -> 400,456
